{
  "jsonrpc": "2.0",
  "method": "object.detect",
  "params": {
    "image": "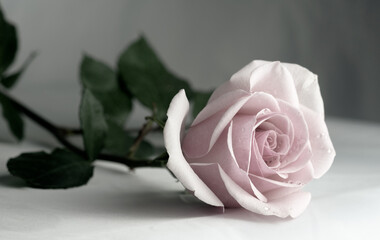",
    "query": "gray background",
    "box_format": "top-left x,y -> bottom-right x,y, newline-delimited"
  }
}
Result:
0,0 -> 379,142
